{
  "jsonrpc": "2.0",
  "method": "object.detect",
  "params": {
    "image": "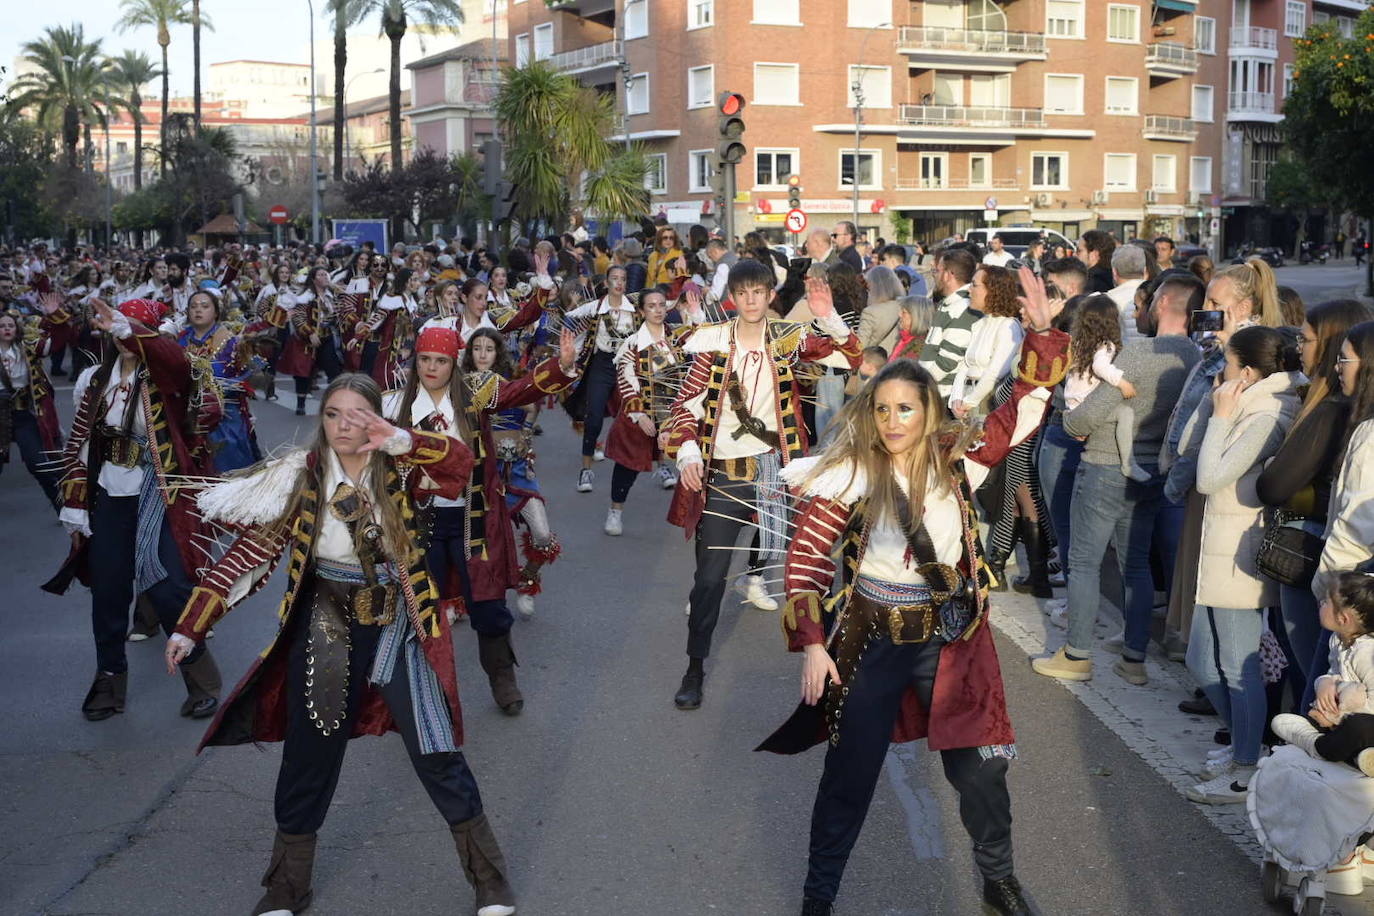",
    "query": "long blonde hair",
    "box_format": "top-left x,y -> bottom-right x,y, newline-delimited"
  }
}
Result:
1214,258 -> 1282,327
